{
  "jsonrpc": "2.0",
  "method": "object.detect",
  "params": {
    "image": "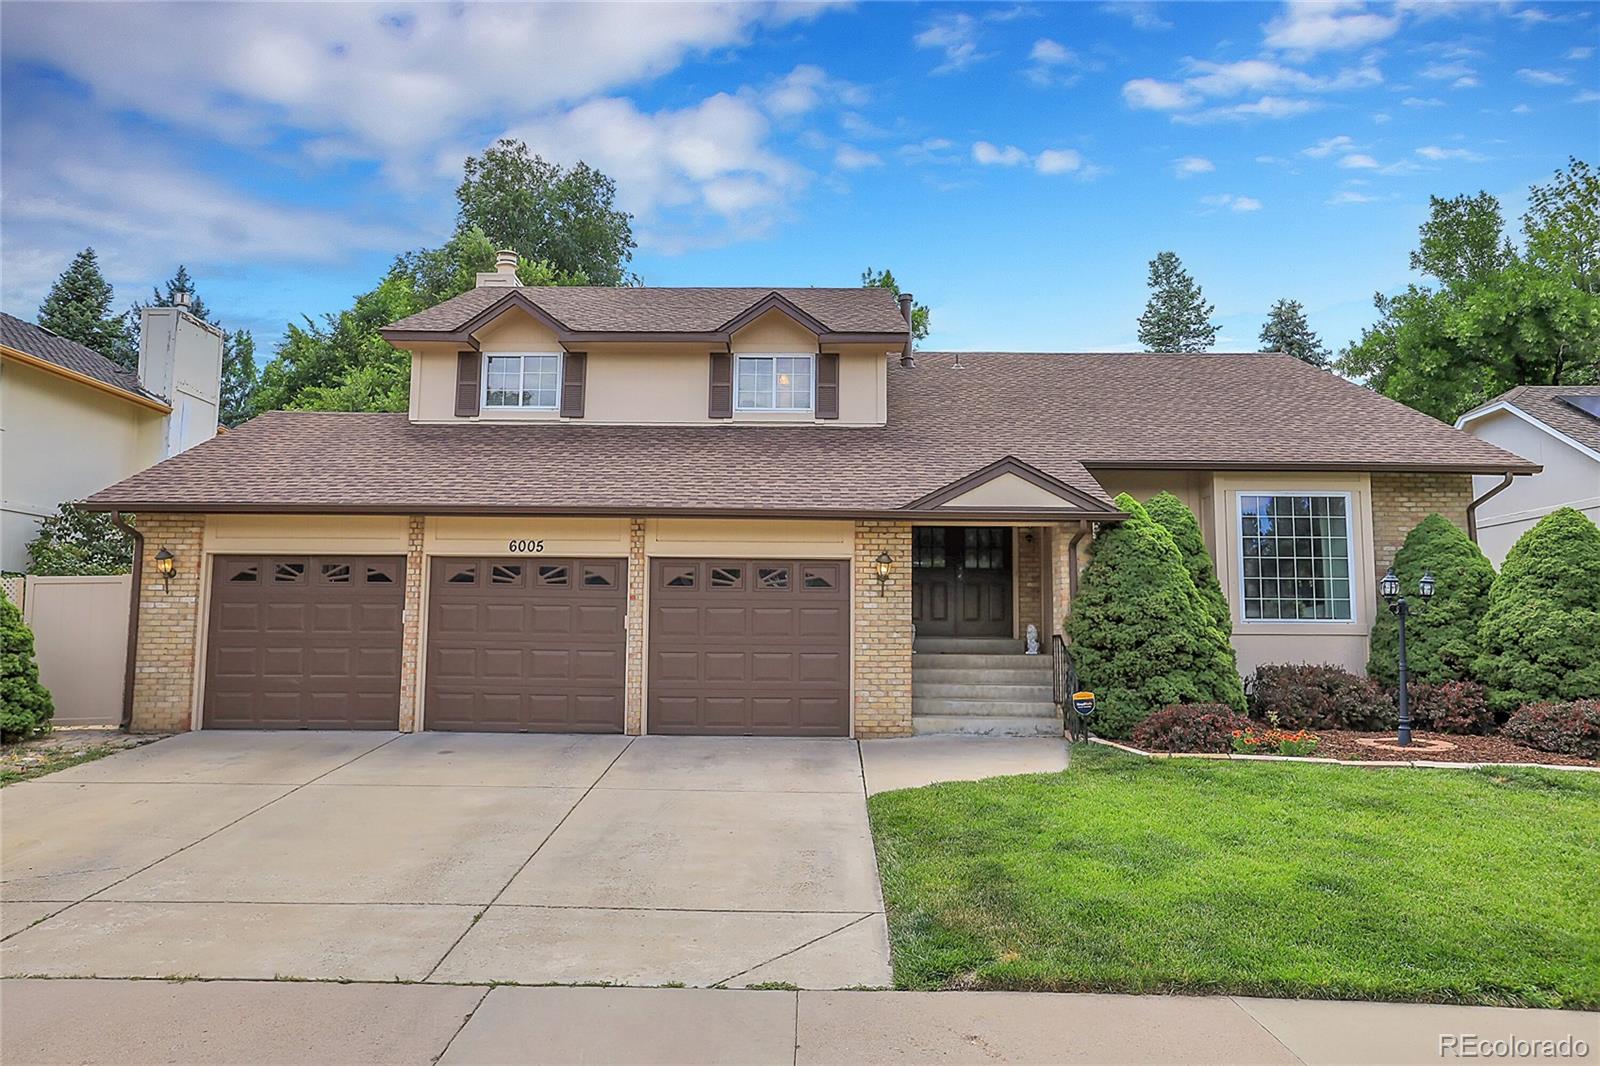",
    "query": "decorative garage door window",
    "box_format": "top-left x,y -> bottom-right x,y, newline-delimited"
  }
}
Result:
1238,493 -> 1355,621
648,558 -> 850,737
424,557 -> 627,733
204,555 -> 404,730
